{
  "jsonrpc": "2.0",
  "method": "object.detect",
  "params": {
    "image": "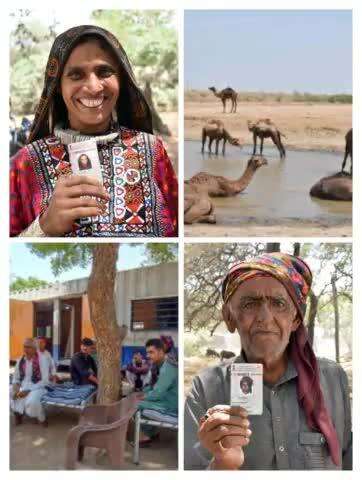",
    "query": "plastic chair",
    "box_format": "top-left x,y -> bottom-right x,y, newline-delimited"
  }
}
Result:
65,393 -> 138,469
